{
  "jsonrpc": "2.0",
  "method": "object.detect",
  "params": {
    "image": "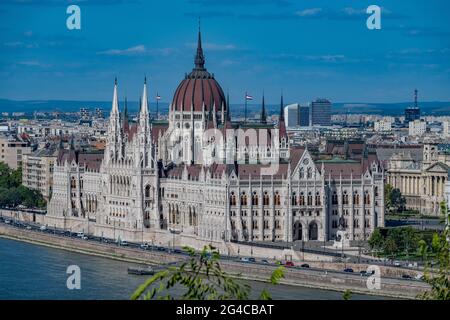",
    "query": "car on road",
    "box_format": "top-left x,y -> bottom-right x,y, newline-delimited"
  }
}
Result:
248,257 -> 256,263
261,259 -> 269,264
120,241 -> 129,246
156,246 -> 166,251
415,273 -> 424,280
26,226 -> 32,230
81,235 -> 88,240
285,261 -> 295,267
343,268 -> 354,273
401,274 -> 412,279
39,225 -> 46,231
393,261 -> 401,267
300,263 -> 310,268
102,239 -> 110,243
240,257 -> 250,262
4,220 -> 10,224
140,243 -> 149,250
77,232 -> 84,238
